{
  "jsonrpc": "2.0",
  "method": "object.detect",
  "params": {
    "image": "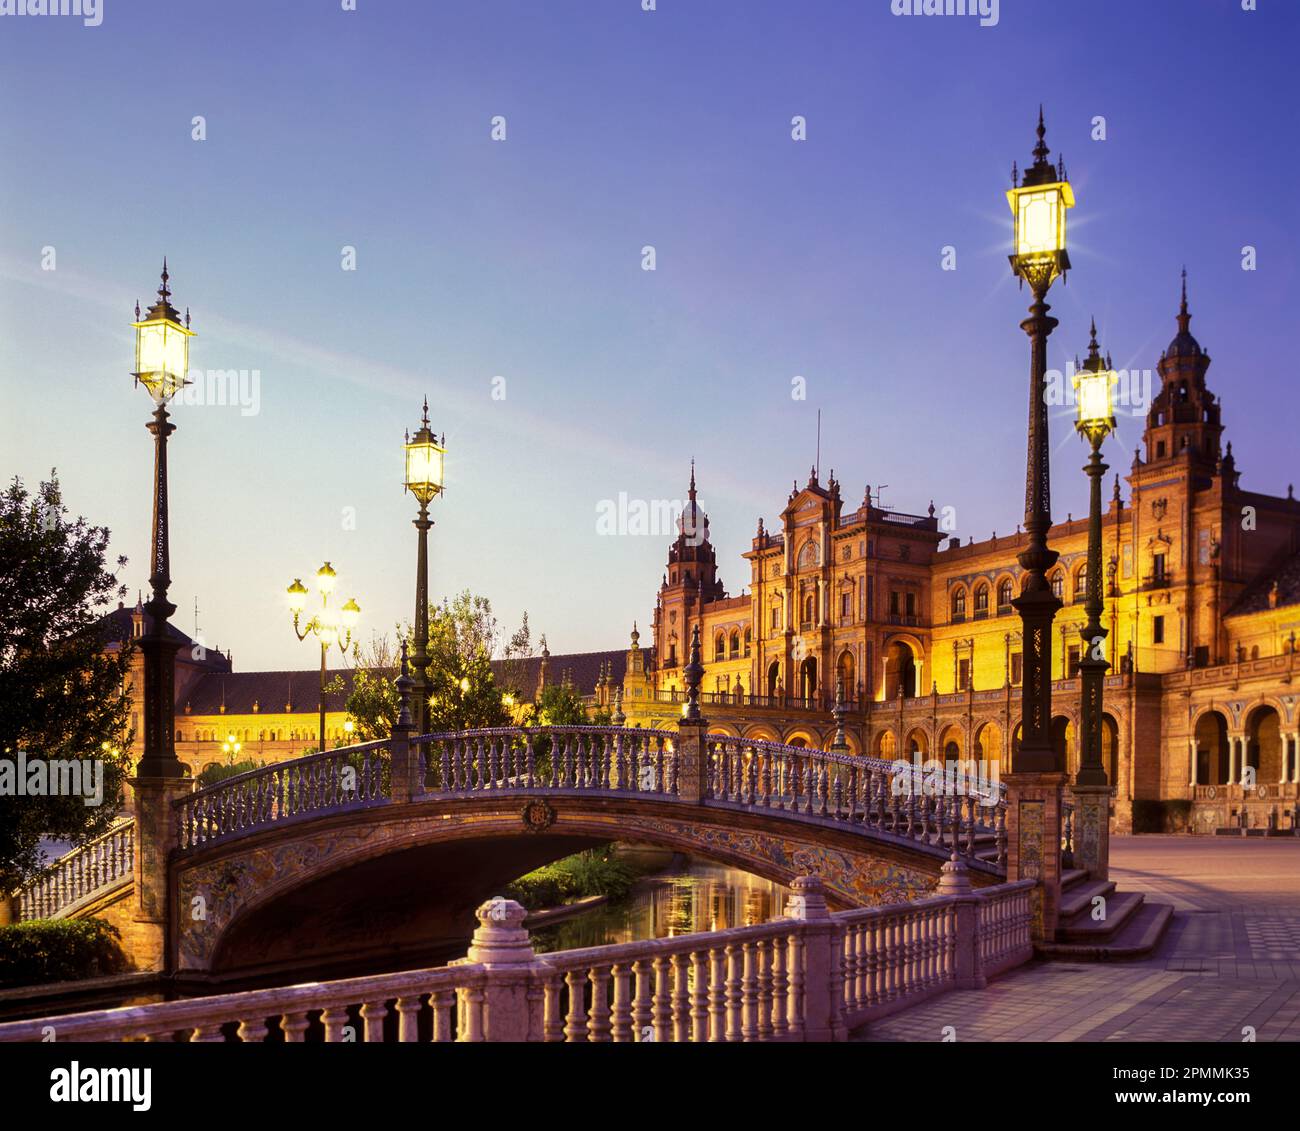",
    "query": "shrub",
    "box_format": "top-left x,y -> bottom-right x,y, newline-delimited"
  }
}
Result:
0,918 -> 129,988
197,759 -> 261,788
504,847 -> 639,910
